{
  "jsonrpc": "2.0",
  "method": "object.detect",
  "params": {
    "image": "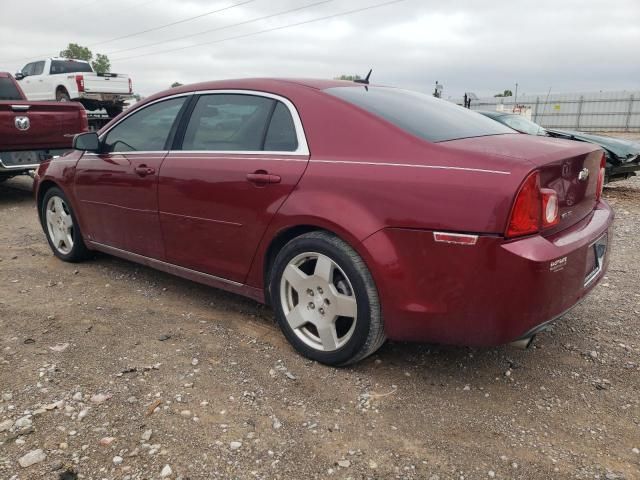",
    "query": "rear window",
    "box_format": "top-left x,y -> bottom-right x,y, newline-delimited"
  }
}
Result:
50,60 -> 93,74
326,86 -> 513,142
0,78 -> 23,100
